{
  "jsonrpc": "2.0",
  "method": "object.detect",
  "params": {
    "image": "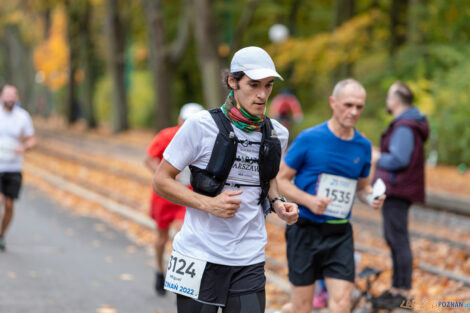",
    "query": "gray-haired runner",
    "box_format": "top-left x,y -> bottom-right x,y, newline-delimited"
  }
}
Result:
277,79 -> 386,313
